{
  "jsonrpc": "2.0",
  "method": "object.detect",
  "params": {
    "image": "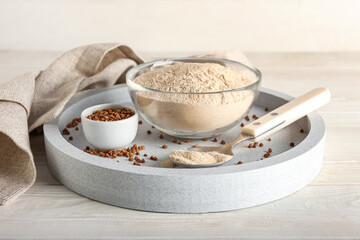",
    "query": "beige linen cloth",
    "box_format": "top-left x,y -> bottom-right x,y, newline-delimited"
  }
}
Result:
0,43 -> 249,205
